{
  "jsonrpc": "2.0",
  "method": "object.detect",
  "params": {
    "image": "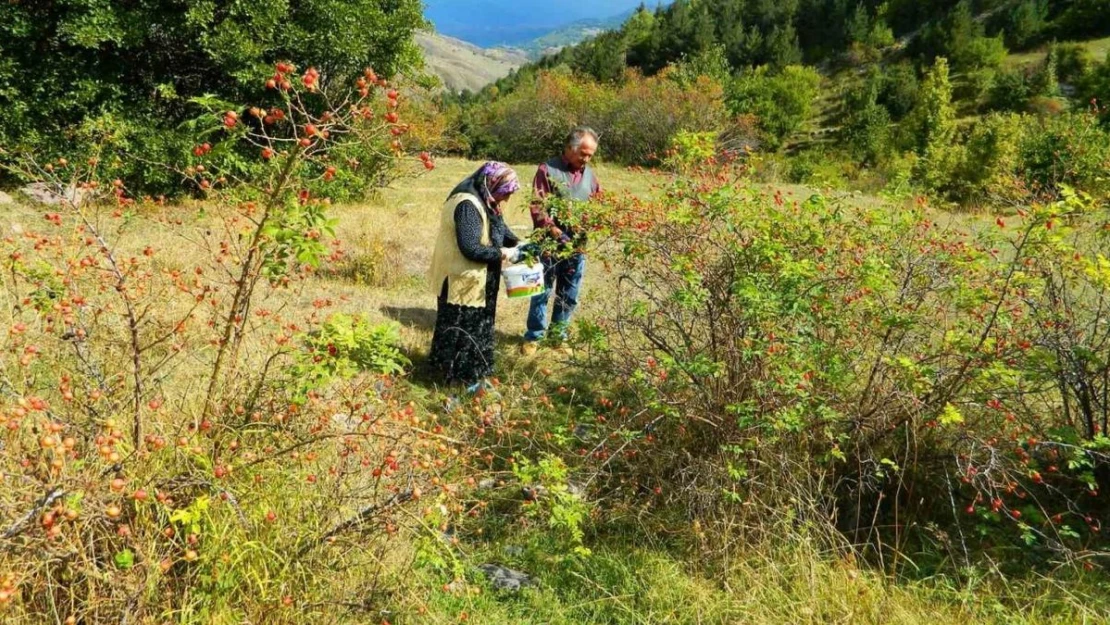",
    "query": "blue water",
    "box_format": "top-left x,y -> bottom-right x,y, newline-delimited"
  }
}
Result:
423,0 -> 655,47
